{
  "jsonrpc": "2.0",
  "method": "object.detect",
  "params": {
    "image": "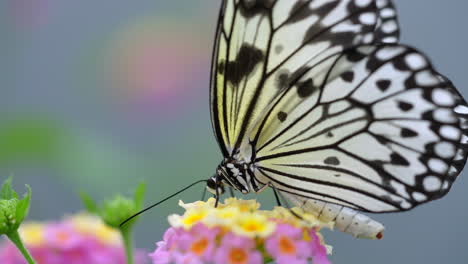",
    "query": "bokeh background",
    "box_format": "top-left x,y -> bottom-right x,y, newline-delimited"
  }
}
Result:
1,0 -> 467,263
